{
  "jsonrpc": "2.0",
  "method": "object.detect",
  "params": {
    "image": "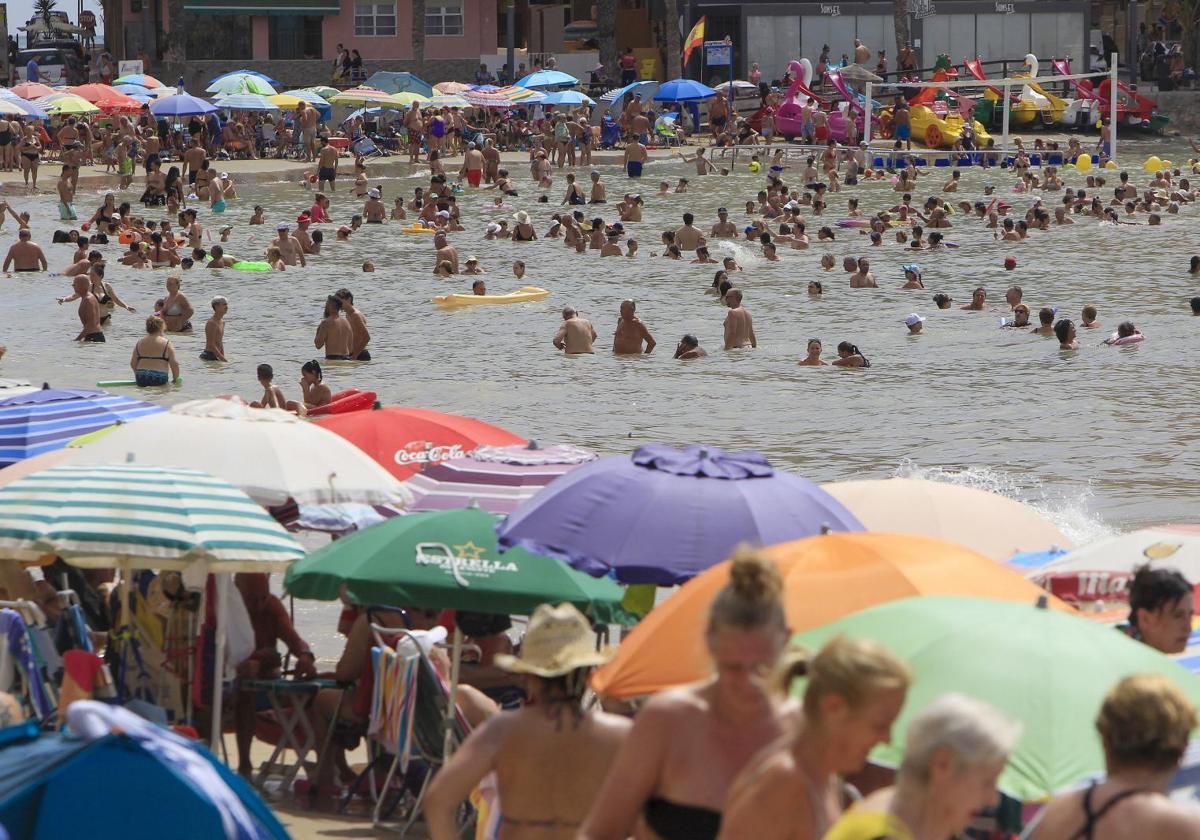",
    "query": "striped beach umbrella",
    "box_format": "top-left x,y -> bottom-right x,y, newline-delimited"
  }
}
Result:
427,93 -> 469,109
434,81 -> 471,94
405,443 -> 595,515
0,389 -> 164,467
113,74 -> 164,89
0,464 -> 305,571
463,85 -> 545,108
329,87 -> 396,106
